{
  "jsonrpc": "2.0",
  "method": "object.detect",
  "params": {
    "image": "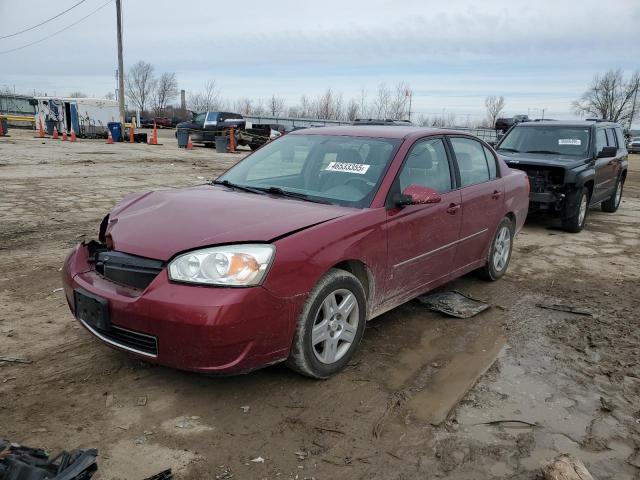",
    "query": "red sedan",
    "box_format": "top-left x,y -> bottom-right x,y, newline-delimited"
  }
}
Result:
62,126 -> 529,378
